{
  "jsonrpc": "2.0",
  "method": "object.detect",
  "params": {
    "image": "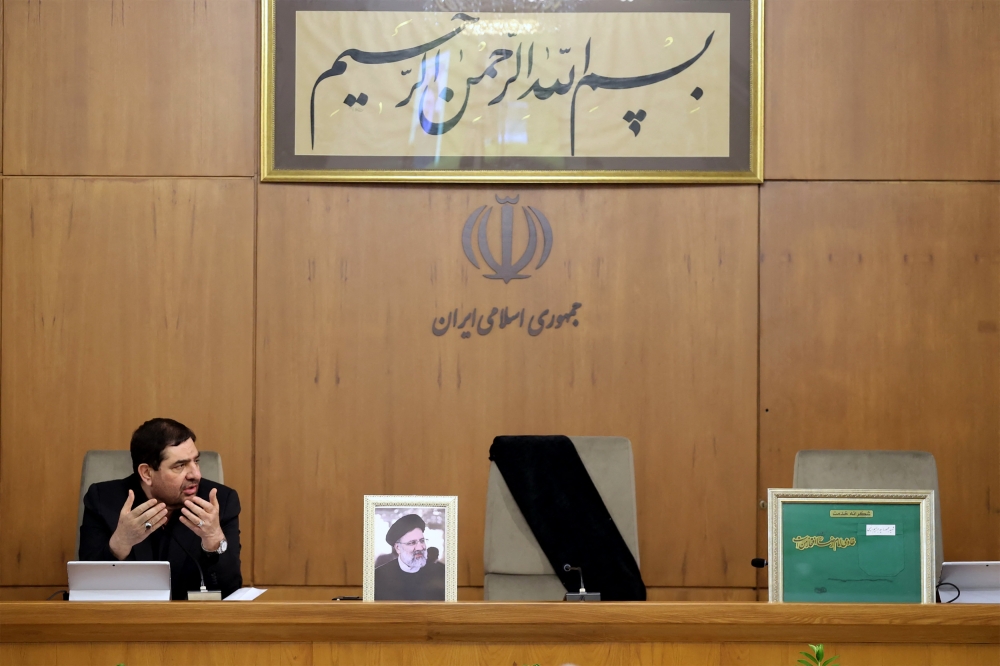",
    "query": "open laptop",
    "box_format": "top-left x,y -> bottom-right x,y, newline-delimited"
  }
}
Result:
68,561 -> 171,601
939,562 -> 1000,604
